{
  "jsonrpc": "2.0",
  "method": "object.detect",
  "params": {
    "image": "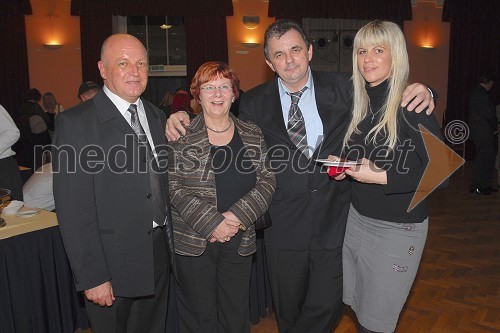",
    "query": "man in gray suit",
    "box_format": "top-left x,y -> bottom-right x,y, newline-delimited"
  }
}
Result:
53,34 -> 174,333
